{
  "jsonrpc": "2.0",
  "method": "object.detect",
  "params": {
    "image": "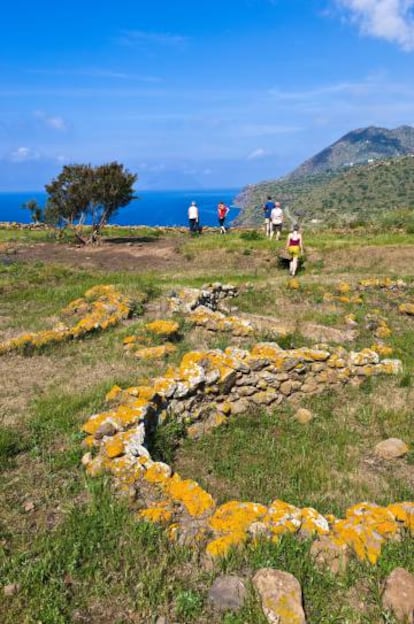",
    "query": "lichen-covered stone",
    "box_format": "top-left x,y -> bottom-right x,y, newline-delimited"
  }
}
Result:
253,568 -> 306,624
